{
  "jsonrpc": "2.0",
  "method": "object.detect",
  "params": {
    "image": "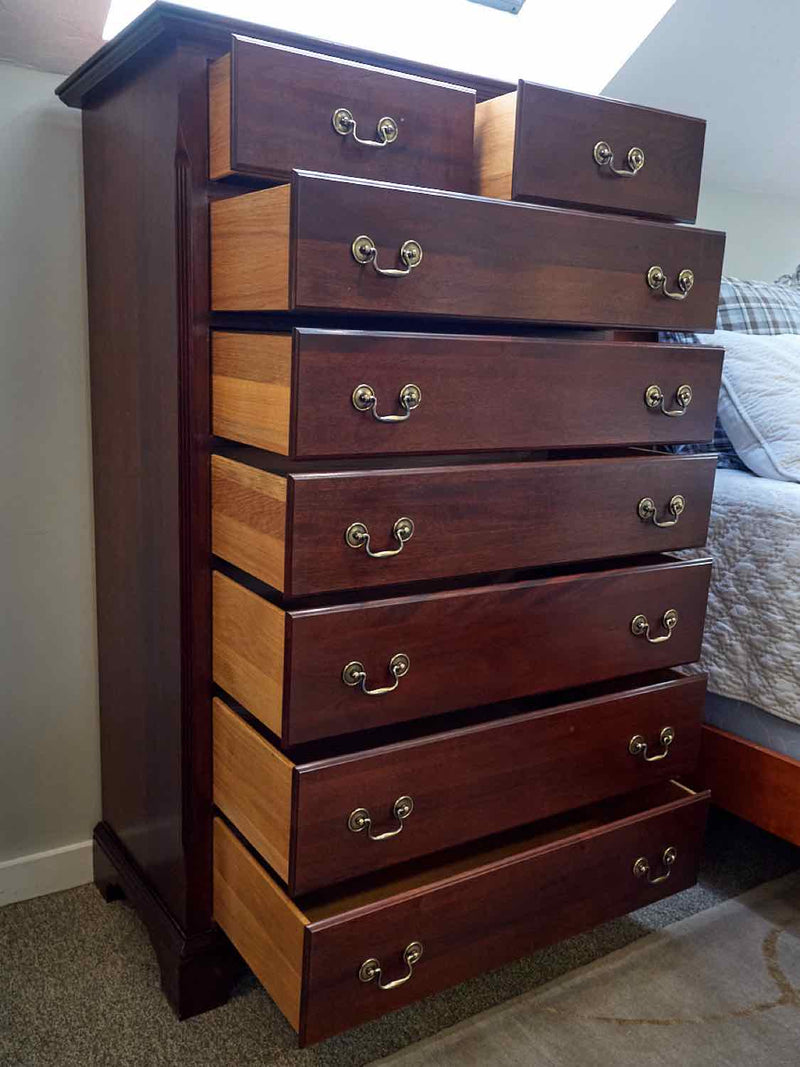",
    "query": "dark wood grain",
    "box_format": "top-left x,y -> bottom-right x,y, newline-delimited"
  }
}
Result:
82,46 -> 187,926
281,672 -> 706,893
80,29 -> 227,1005
698,725 -> 800,847
217,329 -> 723,457
298,784 -> 709,1043
211,171 -> 725,329
513,81 -> 706,222
214,451 -> 716,596
275,556 -> 713,744
286,451 -> 717,595
217,35 -> 474,190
